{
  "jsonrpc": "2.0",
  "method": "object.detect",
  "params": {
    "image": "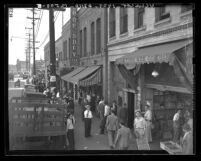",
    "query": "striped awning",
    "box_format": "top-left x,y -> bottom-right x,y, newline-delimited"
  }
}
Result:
61,67 -> 86,82
68,66 -> 101,84
79,67 -> 102,87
